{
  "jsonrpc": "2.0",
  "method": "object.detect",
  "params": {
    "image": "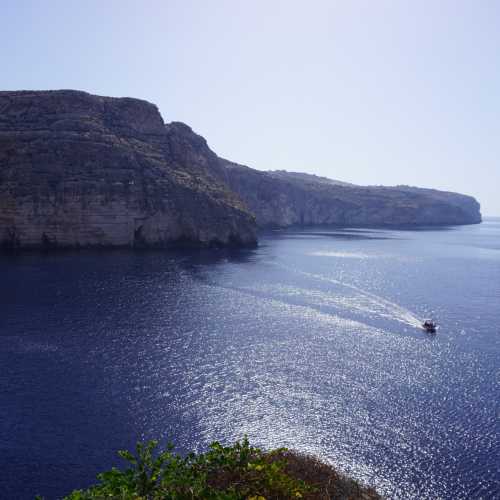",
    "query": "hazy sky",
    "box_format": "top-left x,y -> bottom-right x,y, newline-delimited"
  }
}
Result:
2,0 -> 499,214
